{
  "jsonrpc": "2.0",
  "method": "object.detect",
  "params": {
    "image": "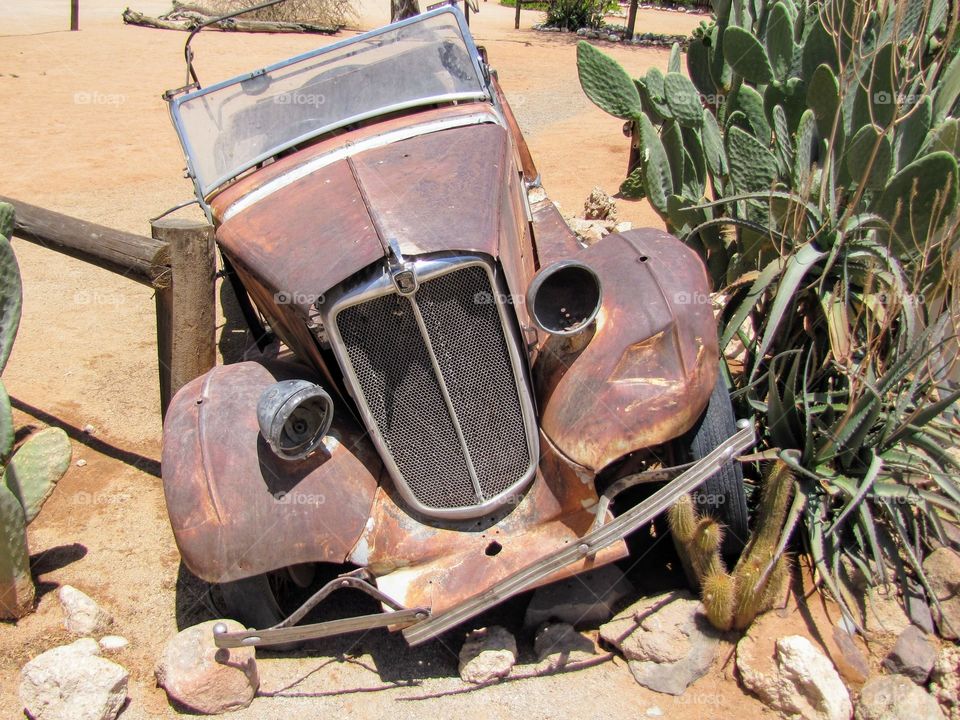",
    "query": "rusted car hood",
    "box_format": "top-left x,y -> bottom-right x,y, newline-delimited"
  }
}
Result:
211,108 -> 509,312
